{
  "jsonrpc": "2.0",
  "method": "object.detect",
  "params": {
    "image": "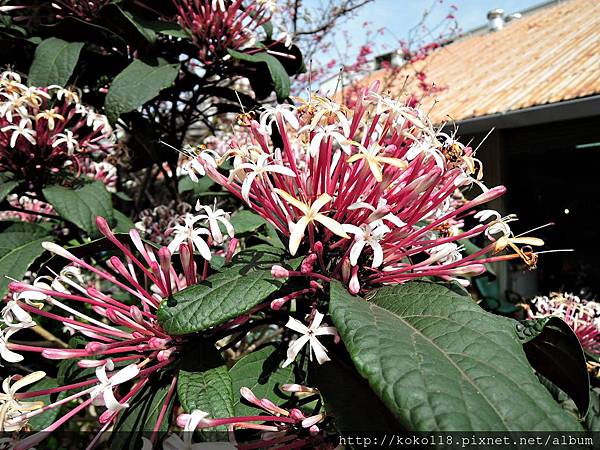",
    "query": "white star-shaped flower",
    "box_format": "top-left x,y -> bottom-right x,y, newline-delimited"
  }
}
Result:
195,201 -> 234,244
274,190 -> 349,256
167,214 -> 212,260
1,118 -> 36,147
52,130 -> 79,155
259,104 -> 299,134
230,153 -> 296,203
343,222 -> 390,268
89,360 -> 140,412
282,311 -> 337,367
